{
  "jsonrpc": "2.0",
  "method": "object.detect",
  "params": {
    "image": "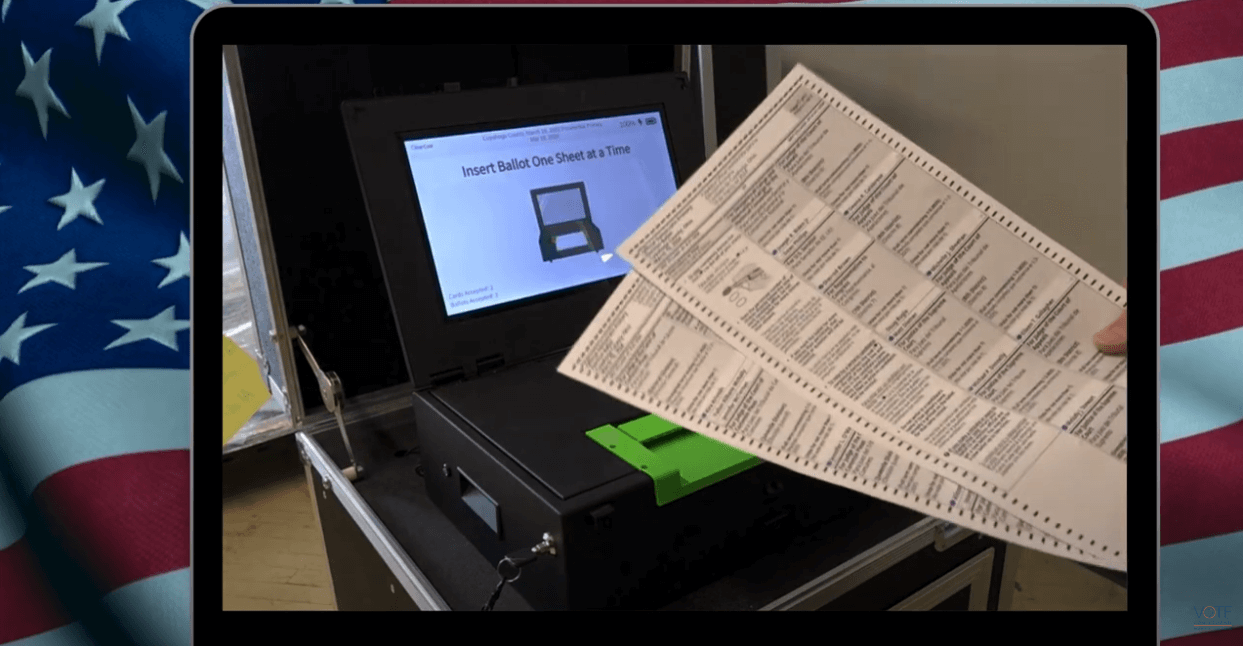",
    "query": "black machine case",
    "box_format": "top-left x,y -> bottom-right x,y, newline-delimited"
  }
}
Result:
413,356 -> 870,609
